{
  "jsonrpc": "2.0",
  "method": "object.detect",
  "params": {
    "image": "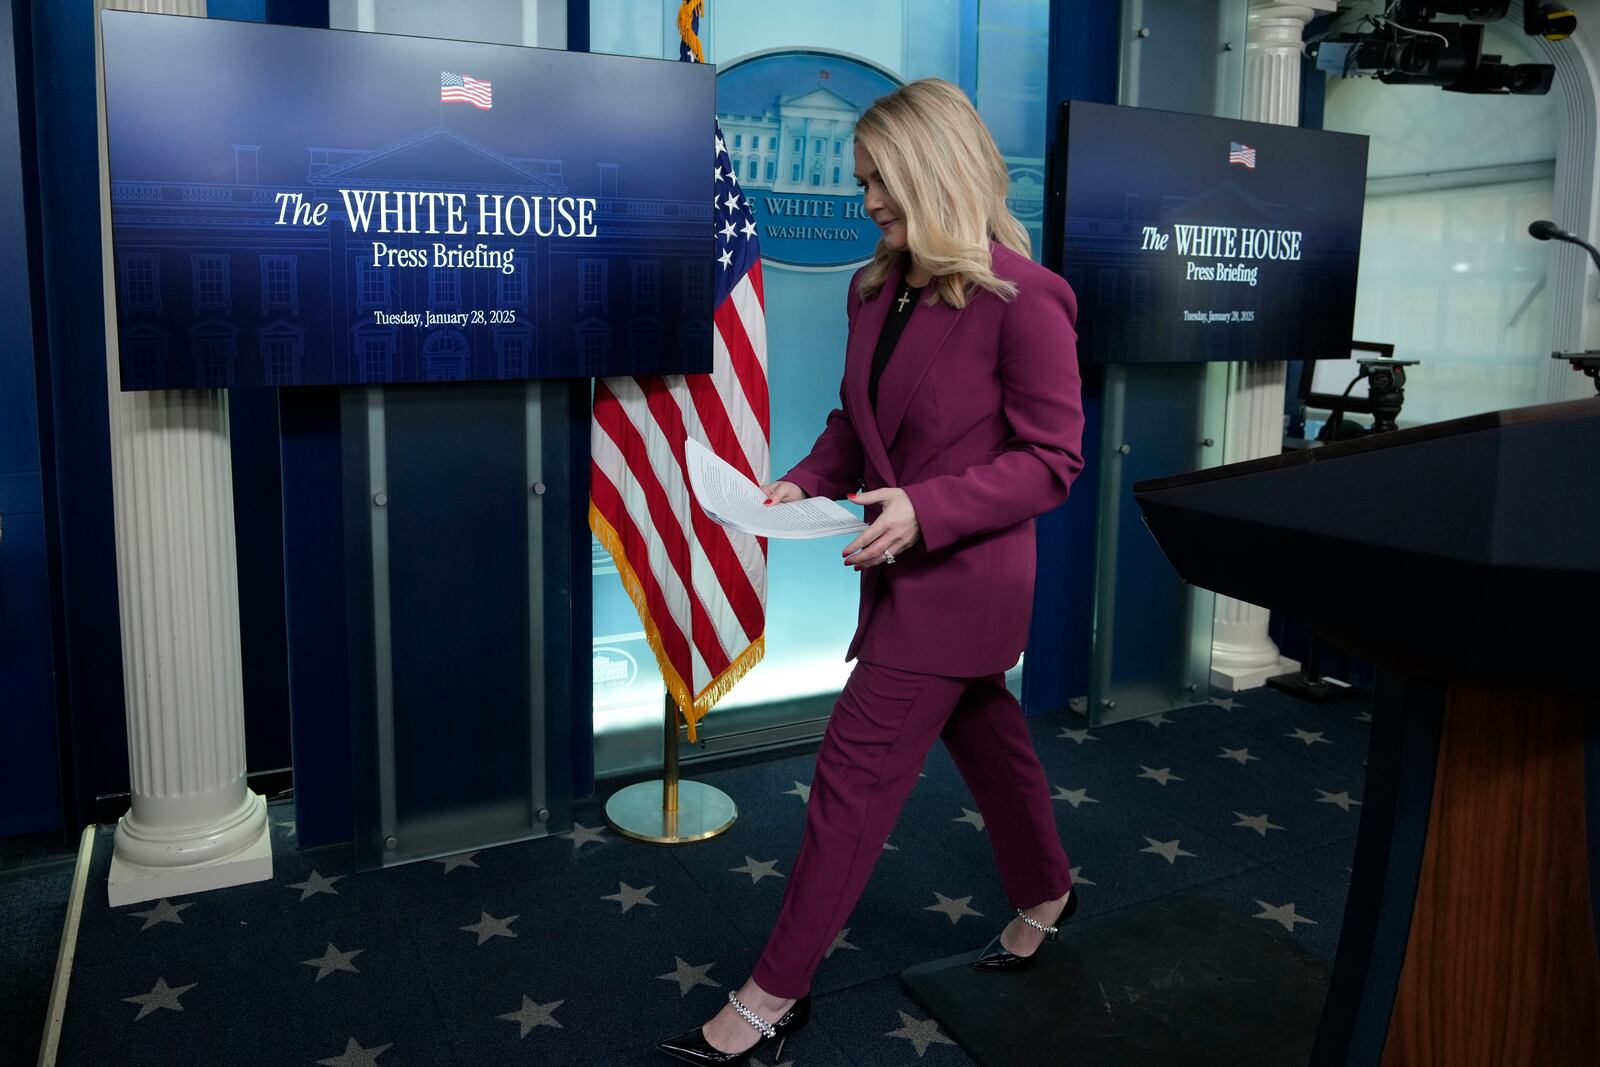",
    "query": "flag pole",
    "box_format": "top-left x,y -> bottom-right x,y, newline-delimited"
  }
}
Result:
599,0 -> 744,846
662,689 -> 679,813
605,690 -> 738,844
